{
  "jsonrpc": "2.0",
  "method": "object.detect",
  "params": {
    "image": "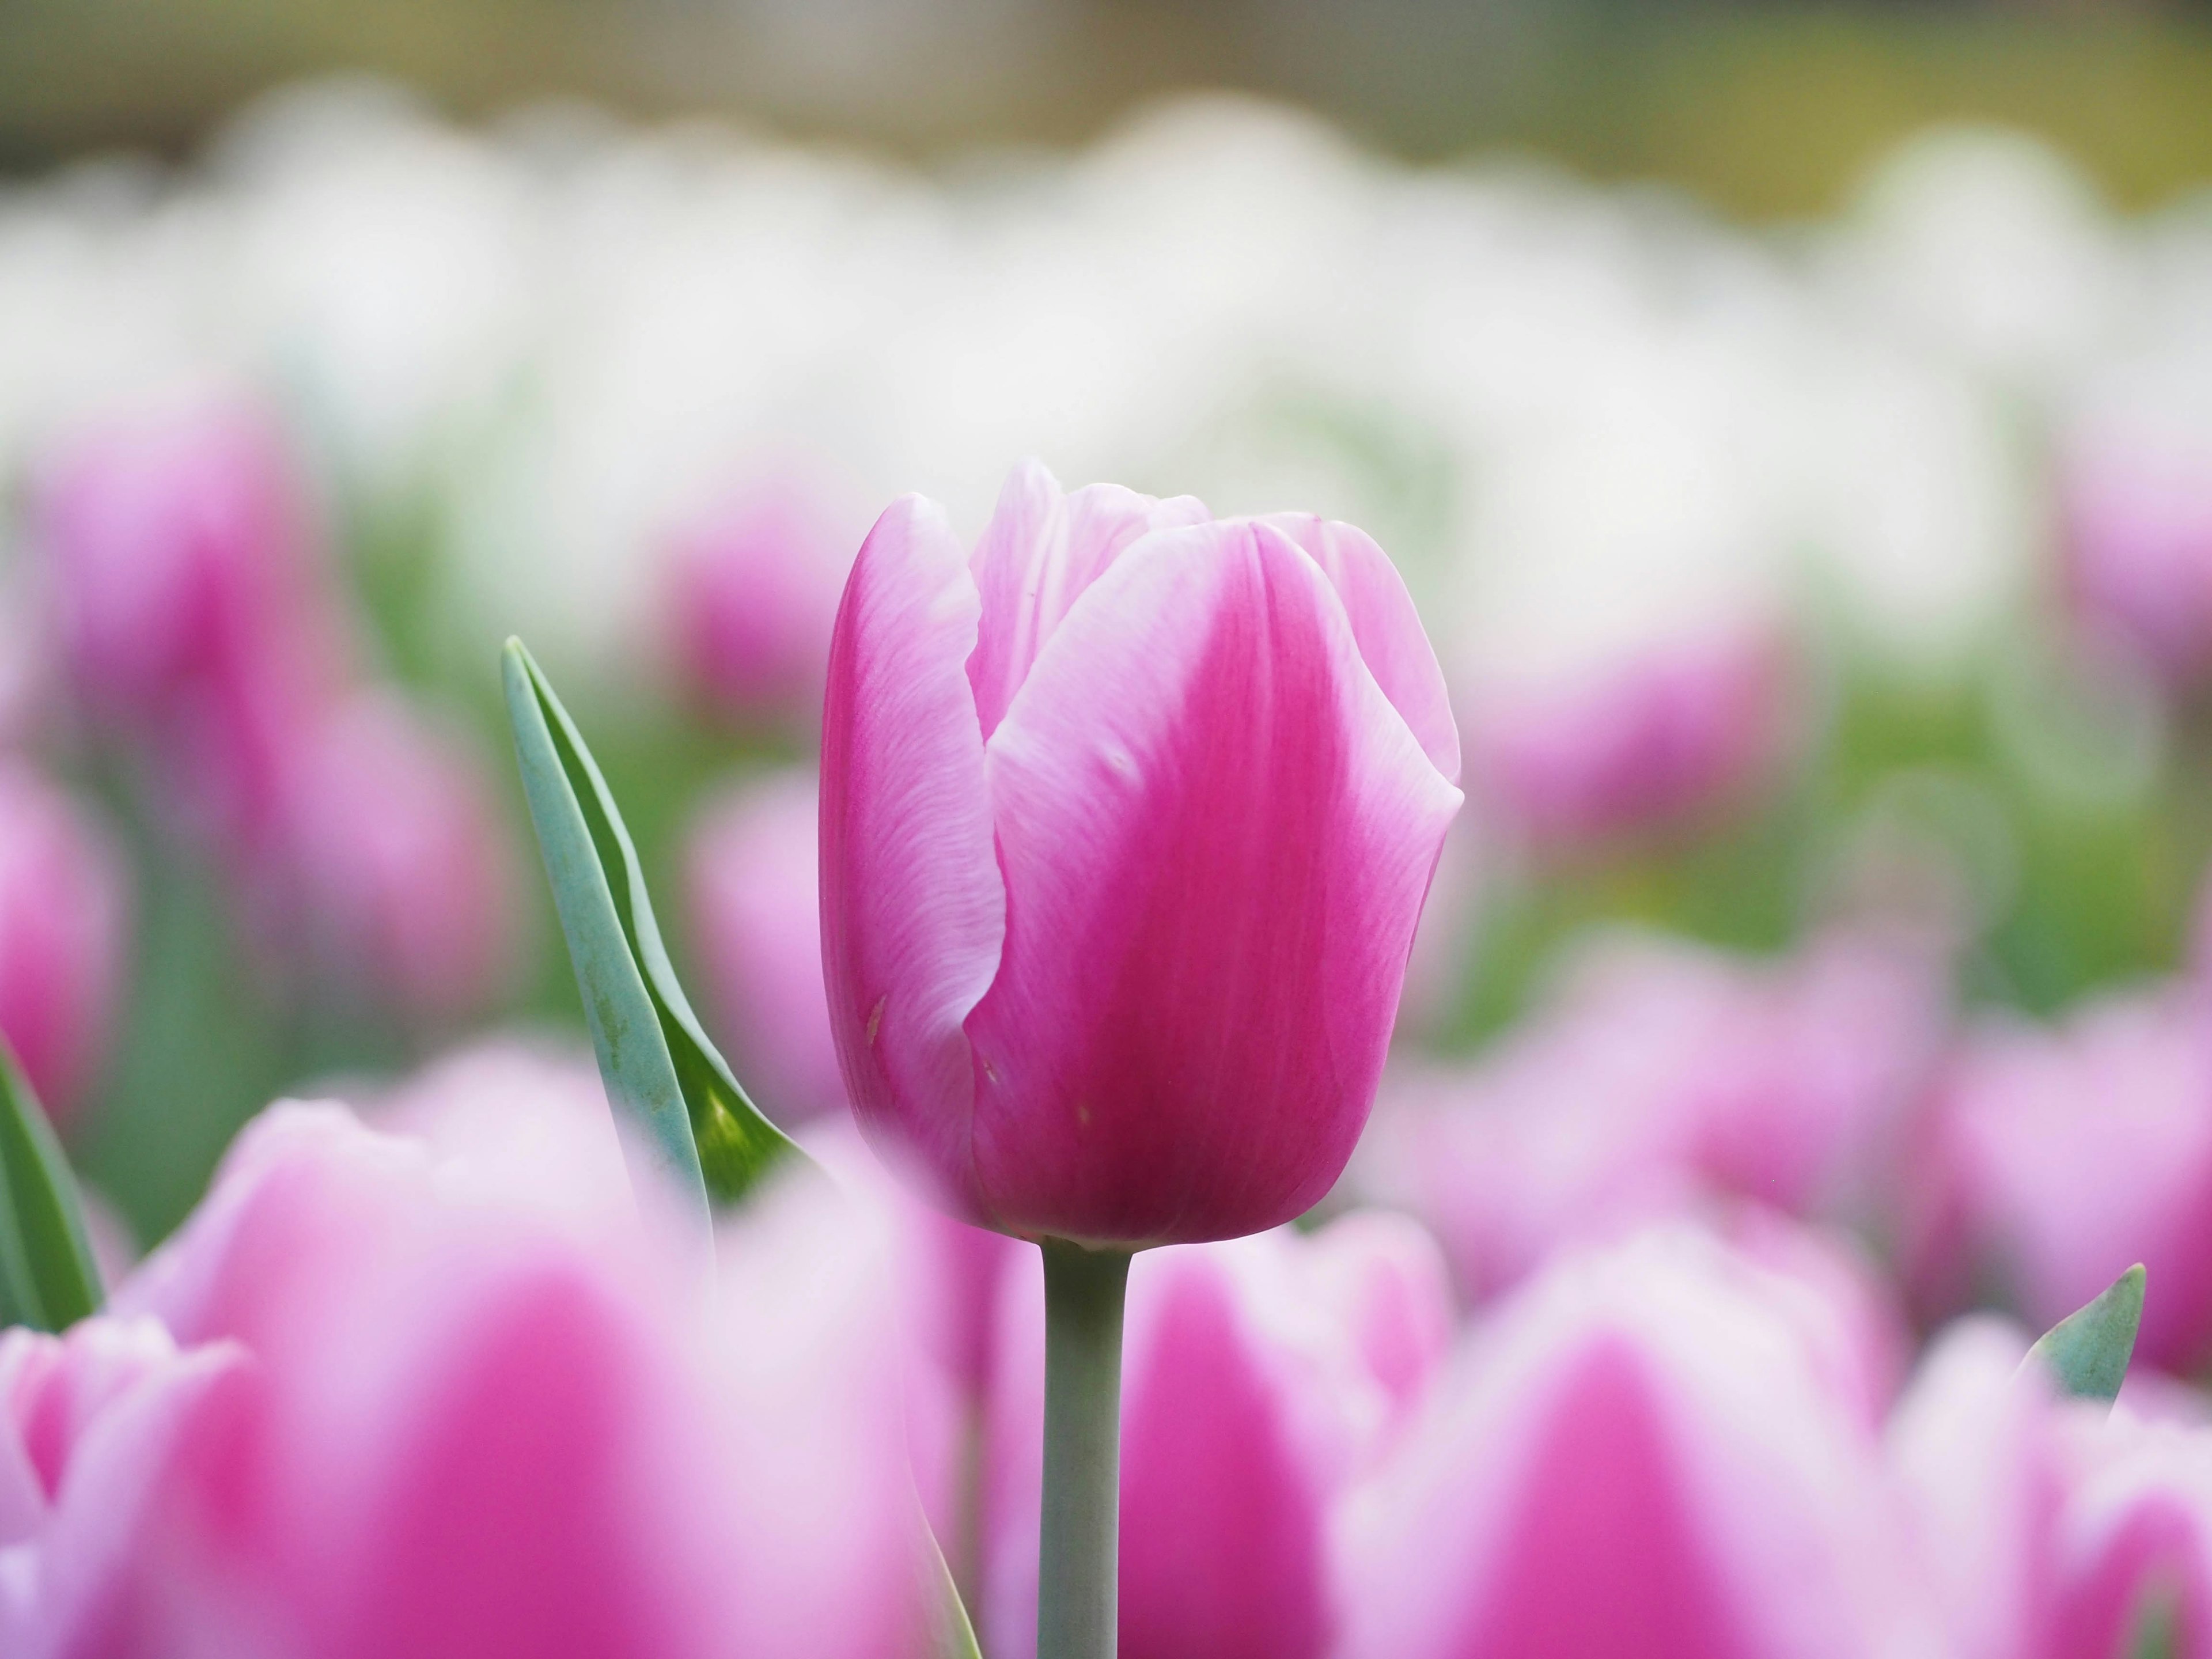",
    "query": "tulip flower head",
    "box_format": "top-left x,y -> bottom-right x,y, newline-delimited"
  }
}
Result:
821,460 -> 1463,1246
